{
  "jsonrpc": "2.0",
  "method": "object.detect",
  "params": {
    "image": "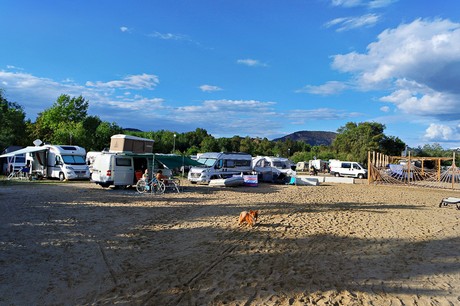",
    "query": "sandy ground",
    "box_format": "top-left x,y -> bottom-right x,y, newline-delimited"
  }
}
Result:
1,179 -> 460,306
